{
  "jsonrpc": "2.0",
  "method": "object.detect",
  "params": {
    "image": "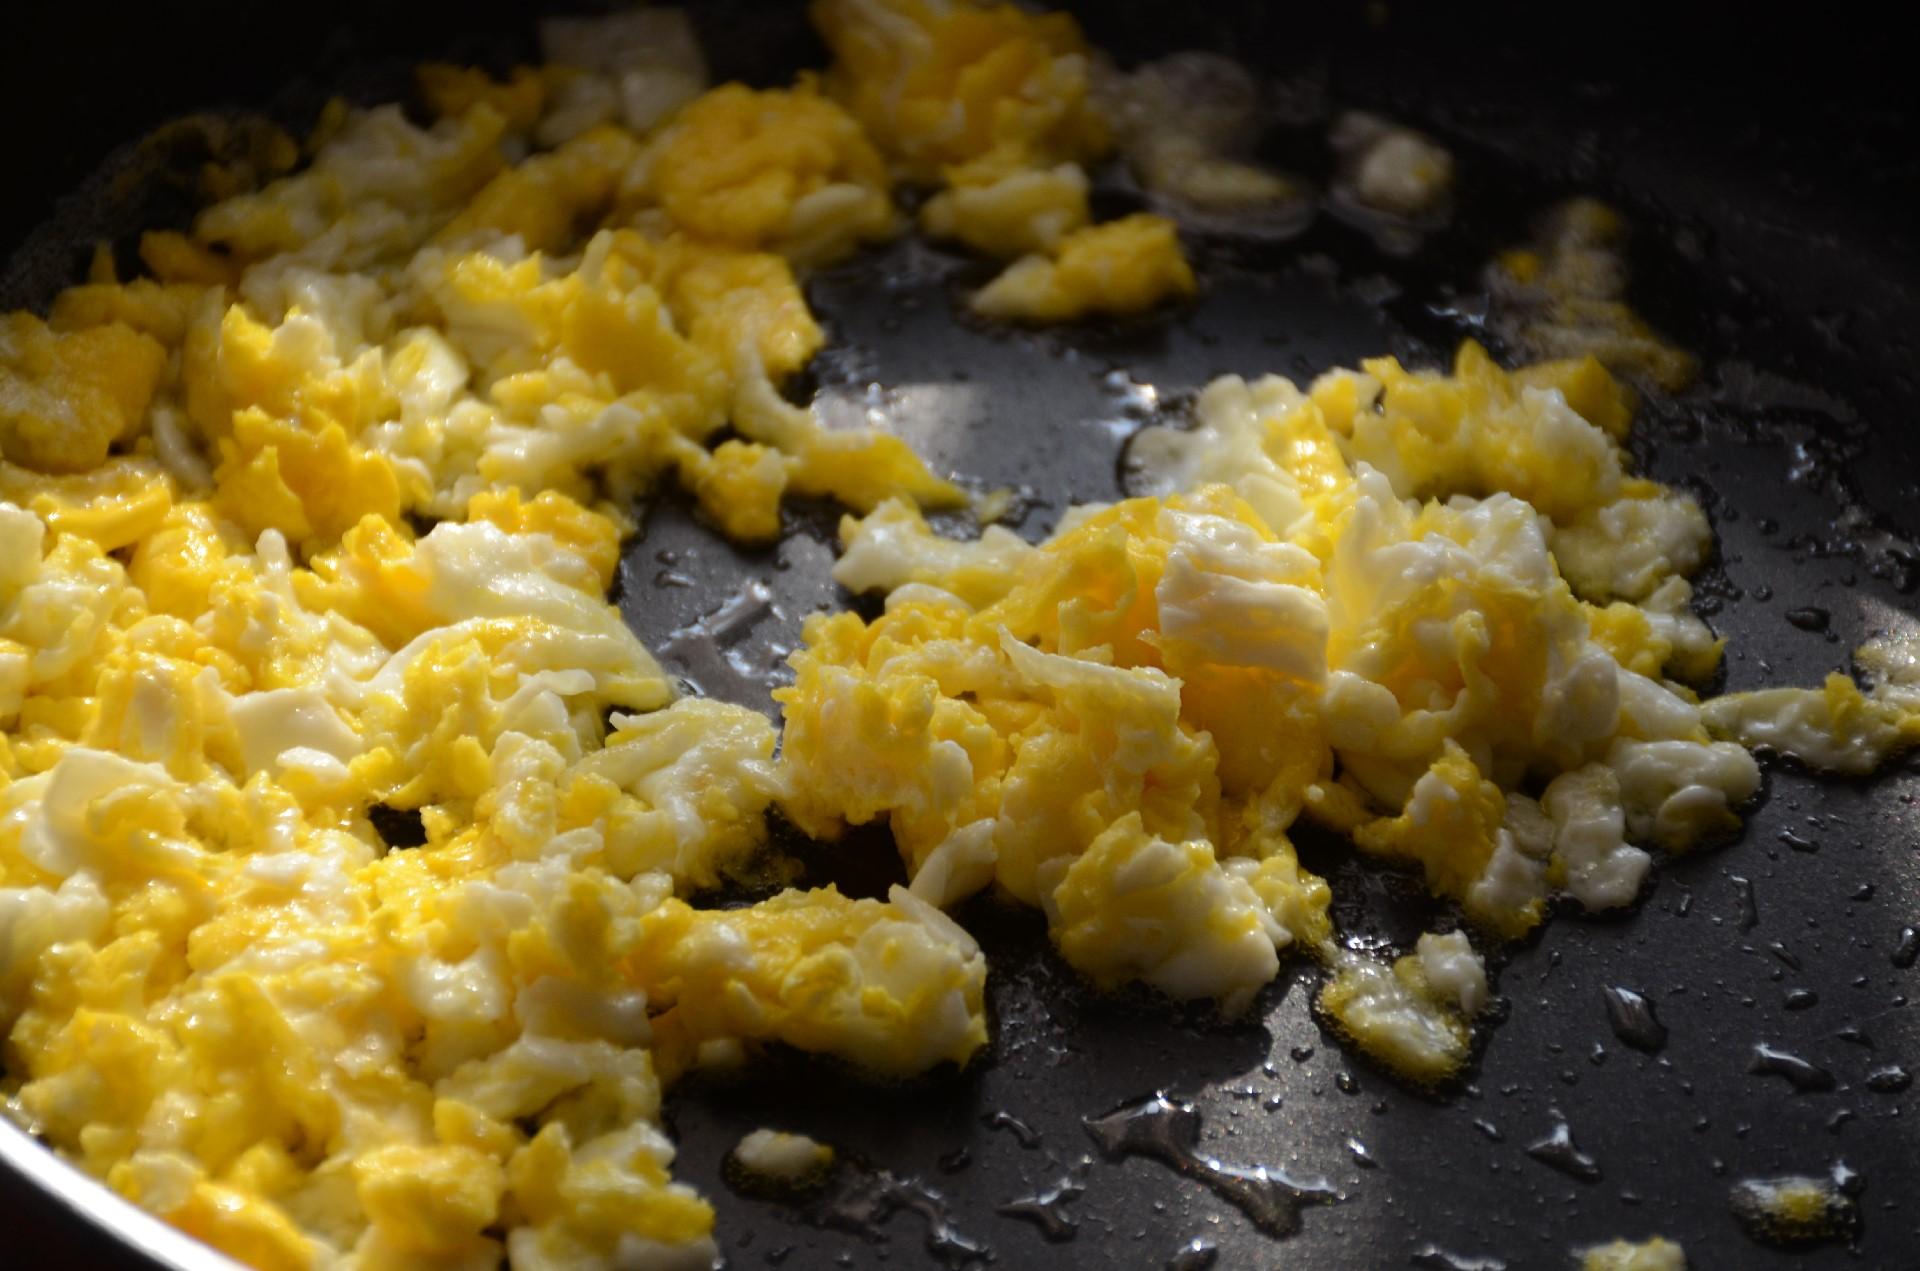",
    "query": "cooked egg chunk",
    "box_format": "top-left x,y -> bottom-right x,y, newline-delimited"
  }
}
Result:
792,342 -> 1756,1072
971,213 -> 1197,321
1099,53 -> 1298,216
1488,199 -> 1695,390
813,0 -> 1205,324
730,1129 -> 835,1186
1318,932 -> 1488,1085
813,0 -> 1108,183
1703,633 -> 1920,774
920,162 -> 1091,257
1330,111 -> 1455,218
636,80 -> 898,268
1581,1236 -> 1688,1271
